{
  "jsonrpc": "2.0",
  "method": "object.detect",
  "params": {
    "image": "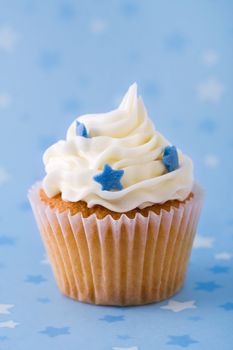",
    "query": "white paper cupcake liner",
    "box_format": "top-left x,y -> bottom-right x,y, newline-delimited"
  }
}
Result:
28,183 -> 203,306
